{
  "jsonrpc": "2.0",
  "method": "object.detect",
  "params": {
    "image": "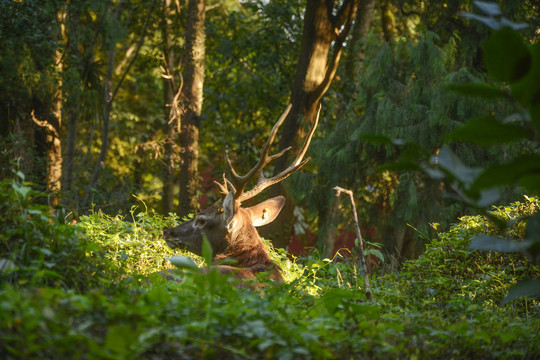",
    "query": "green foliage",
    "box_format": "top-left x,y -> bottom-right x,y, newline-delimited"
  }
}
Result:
0,171 -> 104,291
418,2 -> 540,301
309,28 -> 507,256
77,206 -> 180,278
1,194 -> 540,359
